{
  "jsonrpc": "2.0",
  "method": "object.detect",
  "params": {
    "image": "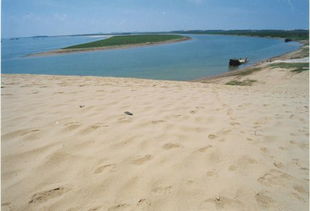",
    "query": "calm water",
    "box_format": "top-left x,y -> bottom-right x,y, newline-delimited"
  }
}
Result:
2,34 -> 300,81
